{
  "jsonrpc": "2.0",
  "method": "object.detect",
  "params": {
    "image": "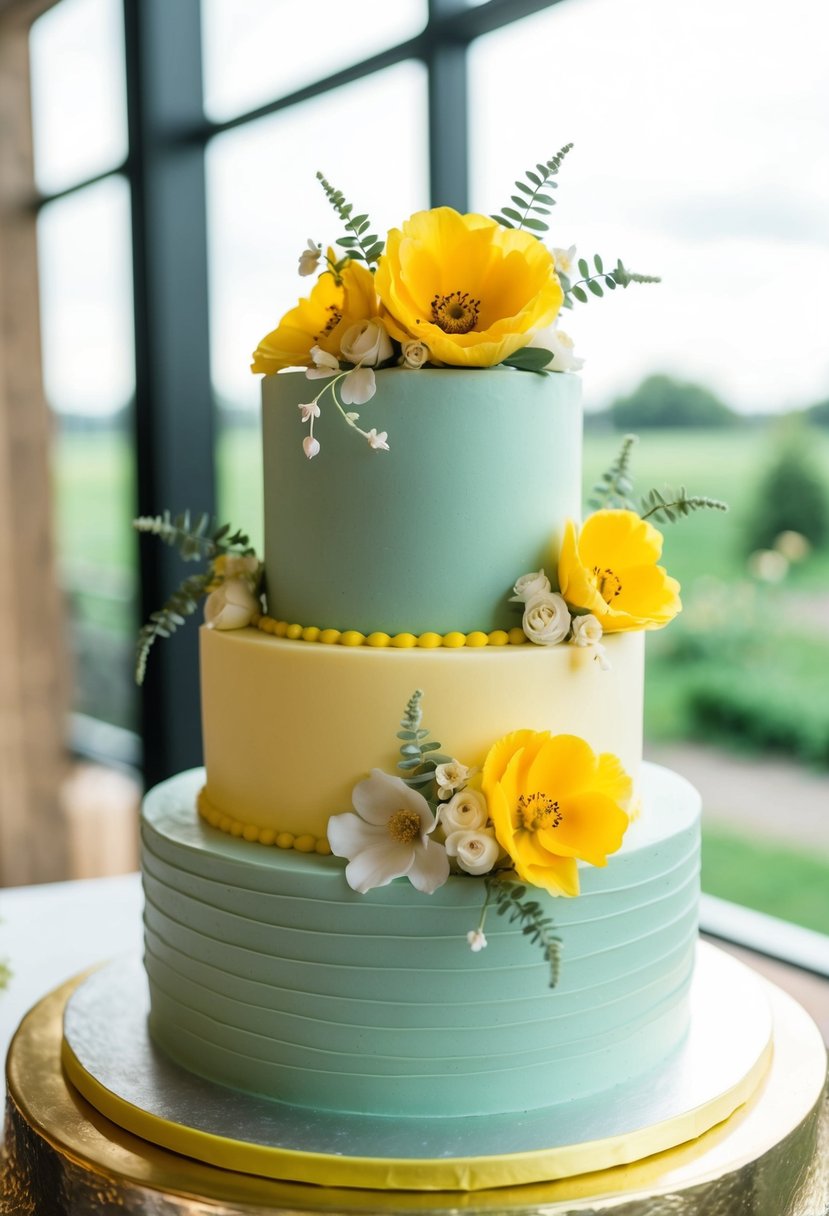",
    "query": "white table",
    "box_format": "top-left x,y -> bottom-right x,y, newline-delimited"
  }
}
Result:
0,872 -> 143,1063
